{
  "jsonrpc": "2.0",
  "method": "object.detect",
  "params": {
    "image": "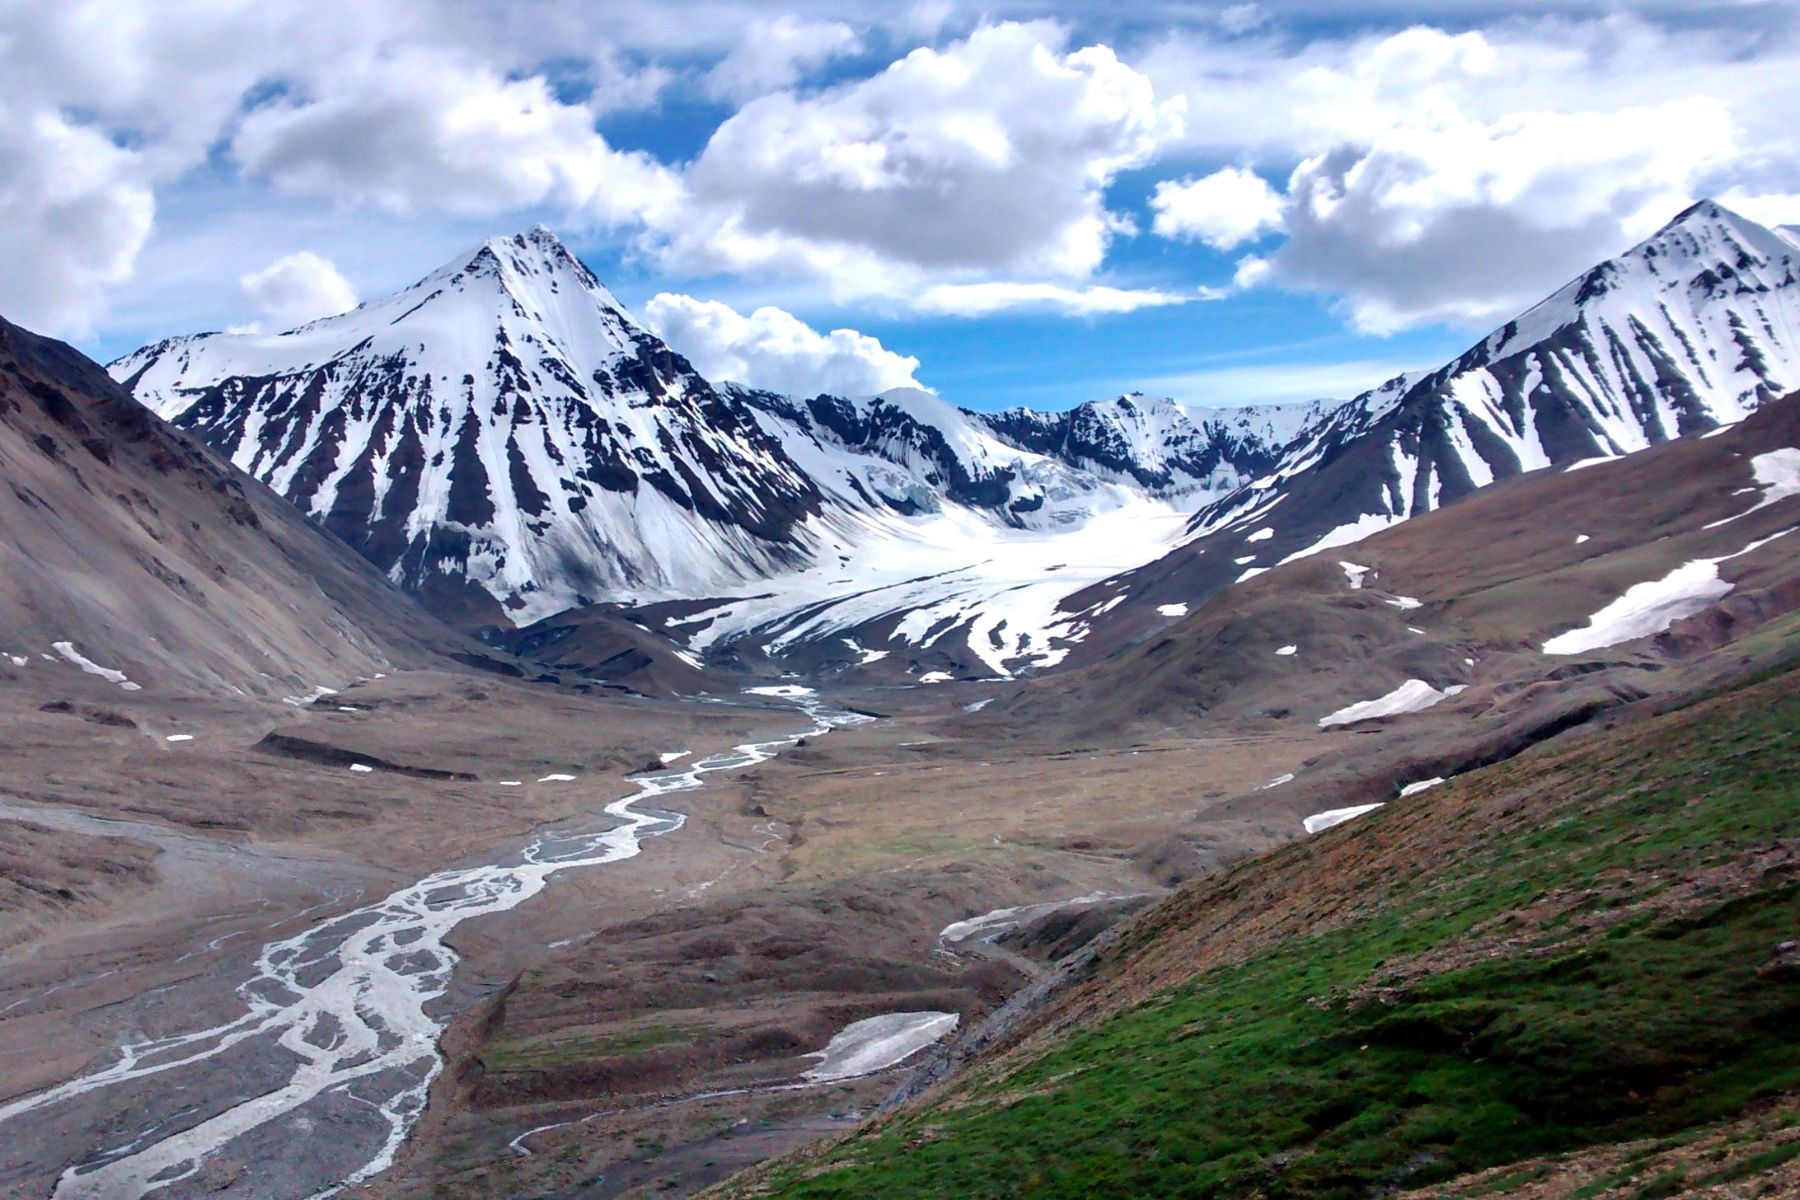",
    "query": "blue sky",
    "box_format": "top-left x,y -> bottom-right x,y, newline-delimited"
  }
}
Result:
5,1 -> 1799,412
